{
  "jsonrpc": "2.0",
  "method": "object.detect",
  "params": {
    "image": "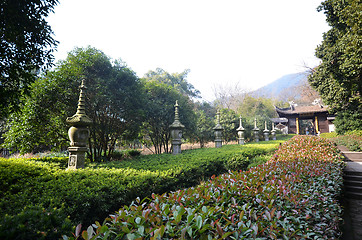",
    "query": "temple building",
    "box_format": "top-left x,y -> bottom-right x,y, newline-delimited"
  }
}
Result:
273,100 -> 335,135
